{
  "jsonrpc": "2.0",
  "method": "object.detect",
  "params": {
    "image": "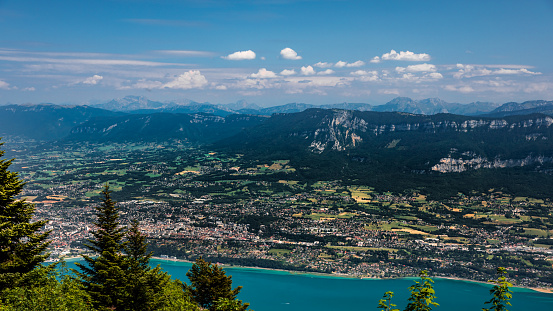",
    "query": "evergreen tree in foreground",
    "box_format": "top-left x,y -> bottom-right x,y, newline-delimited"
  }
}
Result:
75,185 -> 127,310
0,139 -> 50,290
75,185 -> 197,310
185,257 -> 250,311
123,219 -> 174,311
